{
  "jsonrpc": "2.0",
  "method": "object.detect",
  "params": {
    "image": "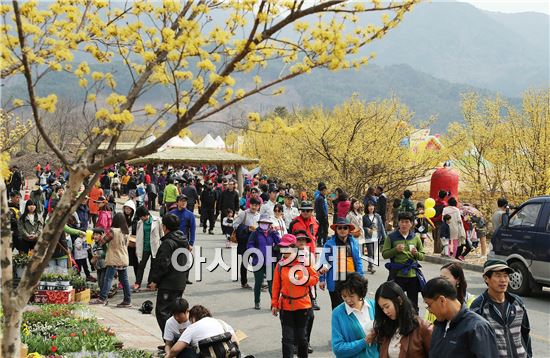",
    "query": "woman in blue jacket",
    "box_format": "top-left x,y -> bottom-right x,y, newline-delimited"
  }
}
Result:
319,218 -> 364,309
332,273 -> 379,358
